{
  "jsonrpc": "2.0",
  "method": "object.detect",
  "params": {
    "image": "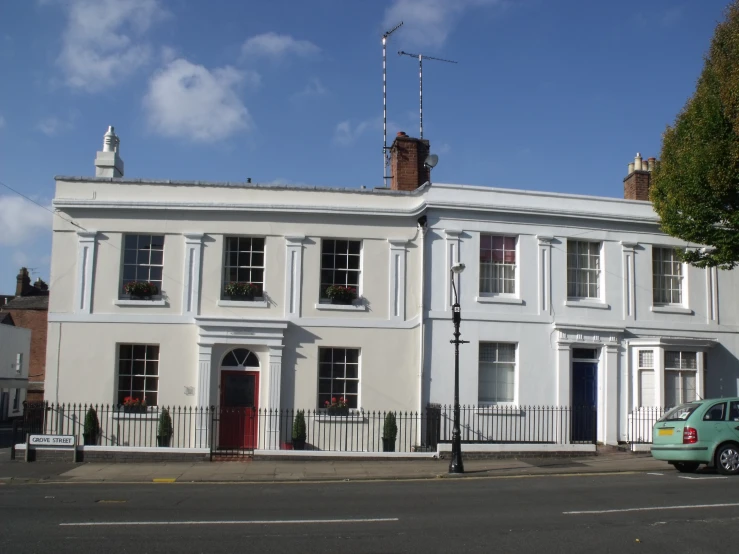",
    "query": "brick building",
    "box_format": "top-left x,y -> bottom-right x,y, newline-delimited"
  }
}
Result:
1,268 -> 49,402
